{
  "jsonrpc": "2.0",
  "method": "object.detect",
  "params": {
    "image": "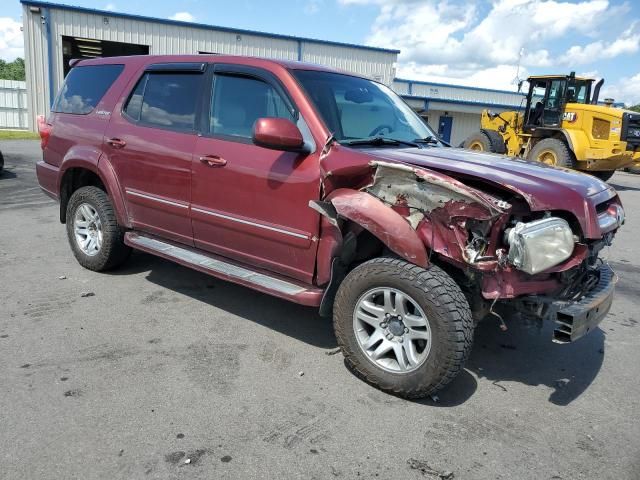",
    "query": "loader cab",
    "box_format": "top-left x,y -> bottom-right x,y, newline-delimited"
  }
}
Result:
523,74 -> 594,130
